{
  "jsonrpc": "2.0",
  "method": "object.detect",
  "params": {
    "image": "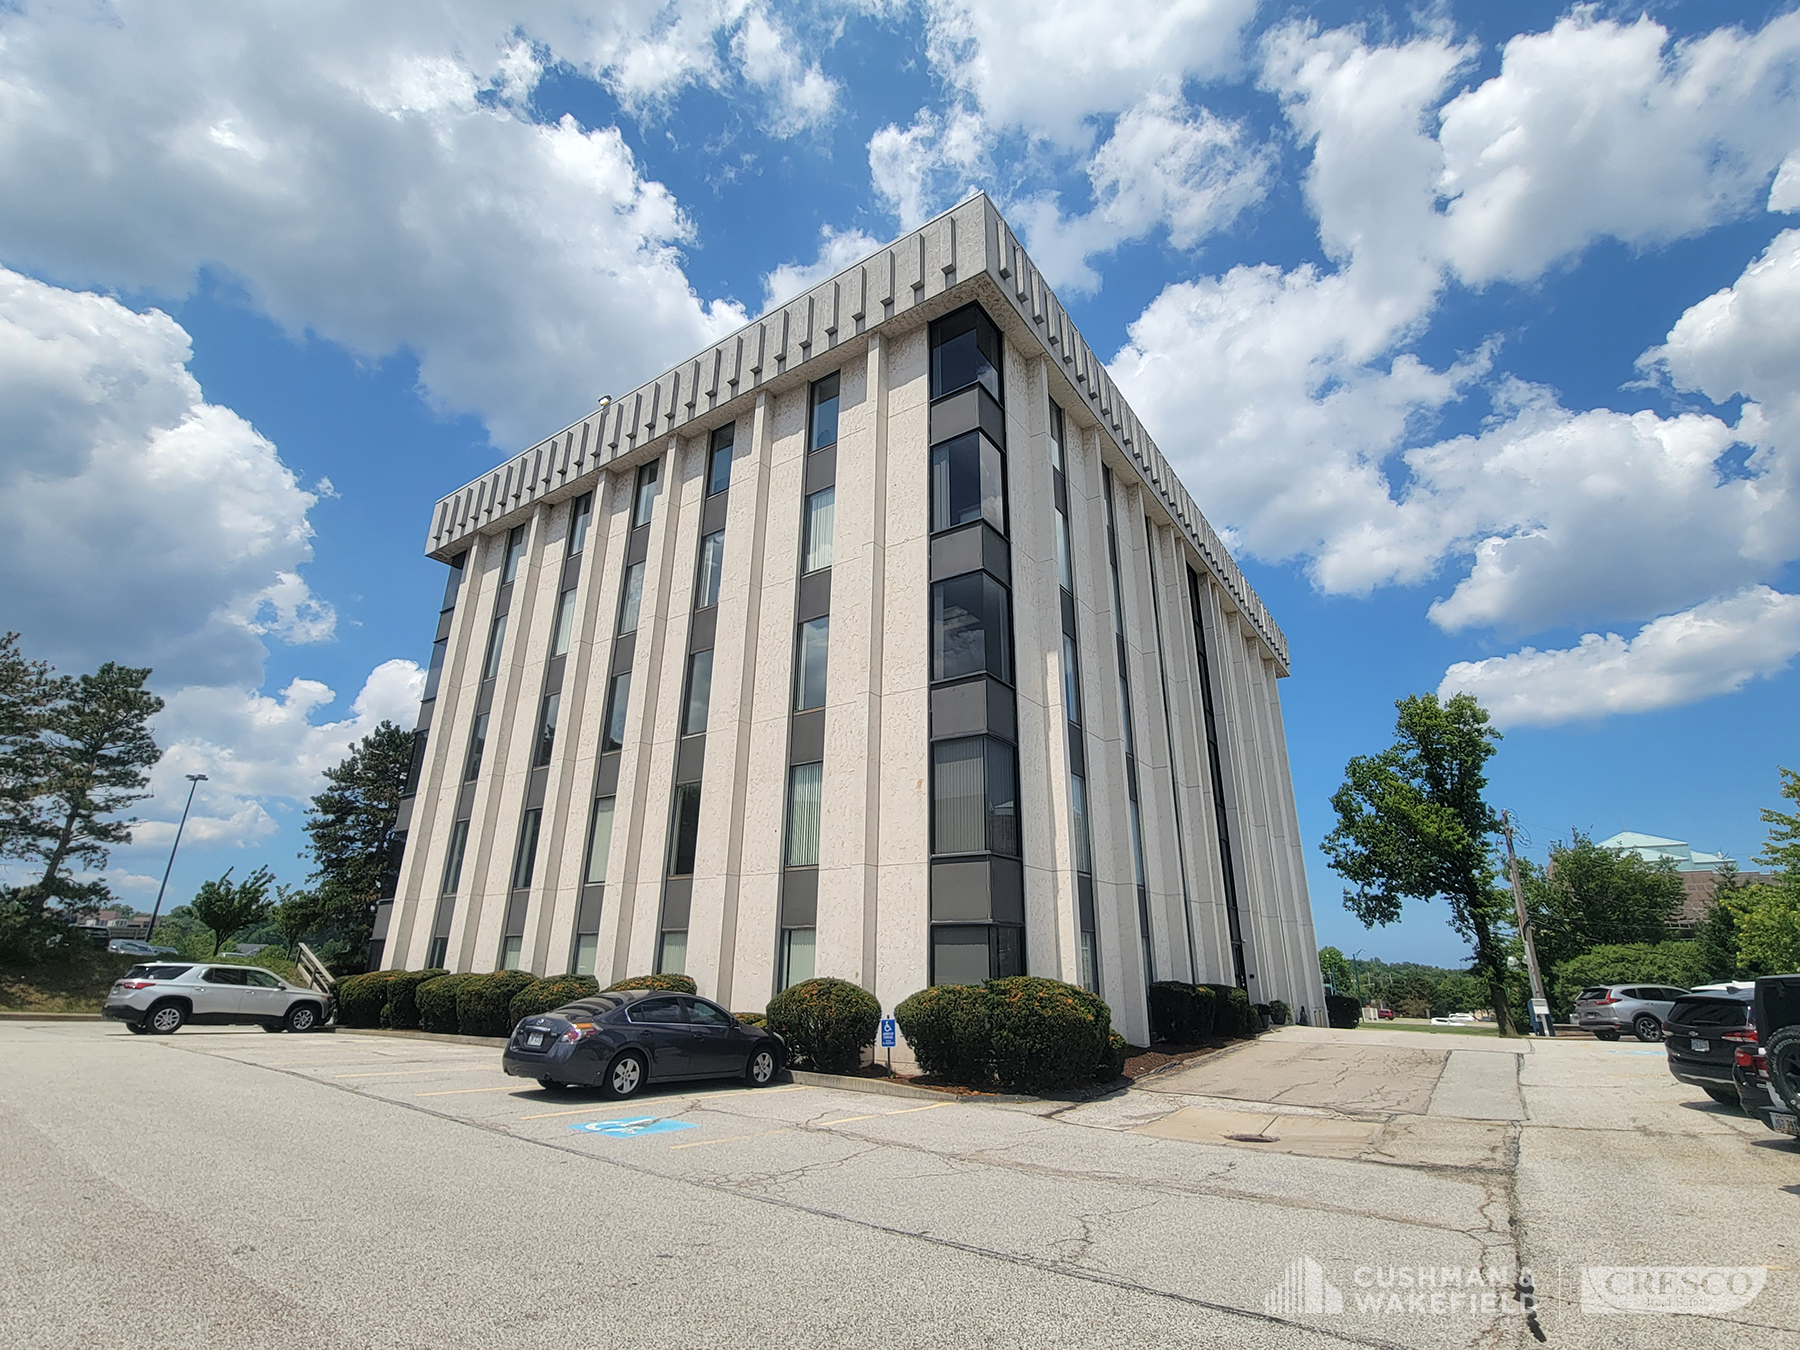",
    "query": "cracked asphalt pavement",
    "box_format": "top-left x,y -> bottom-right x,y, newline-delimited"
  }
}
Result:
1,1021 -> 1792,1349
